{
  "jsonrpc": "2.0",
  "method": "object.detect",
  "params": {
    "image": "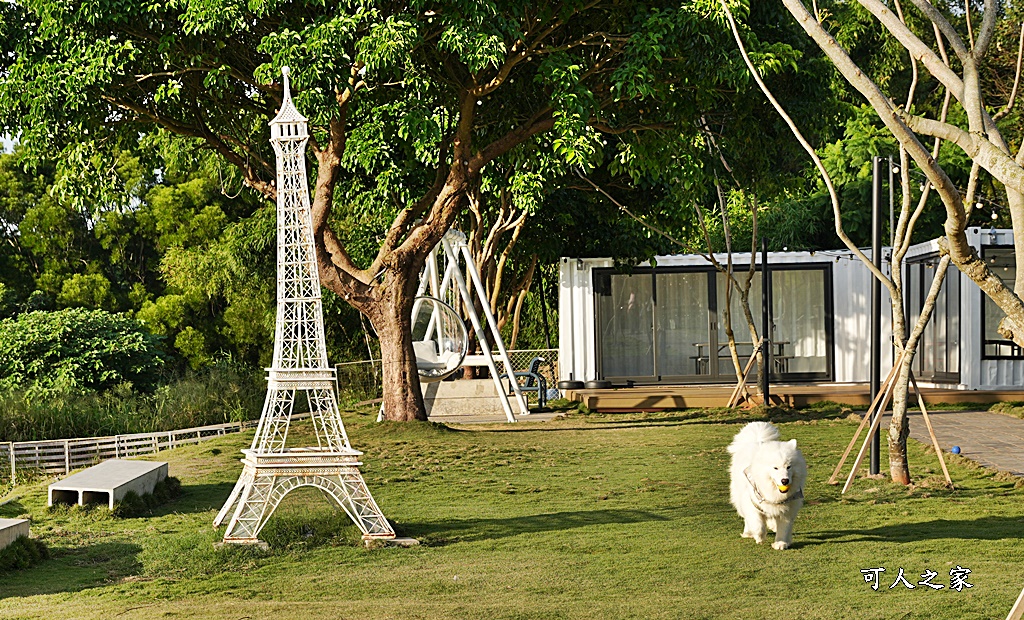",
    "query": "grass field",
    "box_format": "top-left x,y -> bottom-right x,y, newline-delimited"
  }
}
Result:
1,407 -> 1022,619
